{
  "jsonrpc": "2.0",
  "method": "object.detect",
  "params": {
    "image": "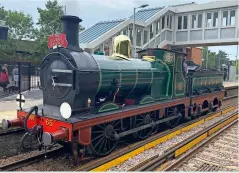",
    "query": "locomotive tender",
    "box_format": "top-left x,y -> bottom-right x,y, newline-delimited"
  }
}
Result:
2,15 -> 225,160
